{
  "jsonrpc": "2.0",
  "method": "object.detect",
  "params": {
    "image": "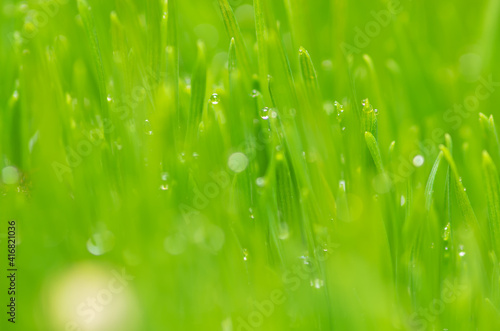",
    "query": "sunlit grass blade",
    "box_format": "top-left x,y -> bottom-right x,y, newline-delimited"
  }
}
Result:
217,0 -> 253,78
425,151 -> 443,211
364,131 -> 384,173
483,150 -> 500,256
186,41 -> 207,147
299,46 -> 319,101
